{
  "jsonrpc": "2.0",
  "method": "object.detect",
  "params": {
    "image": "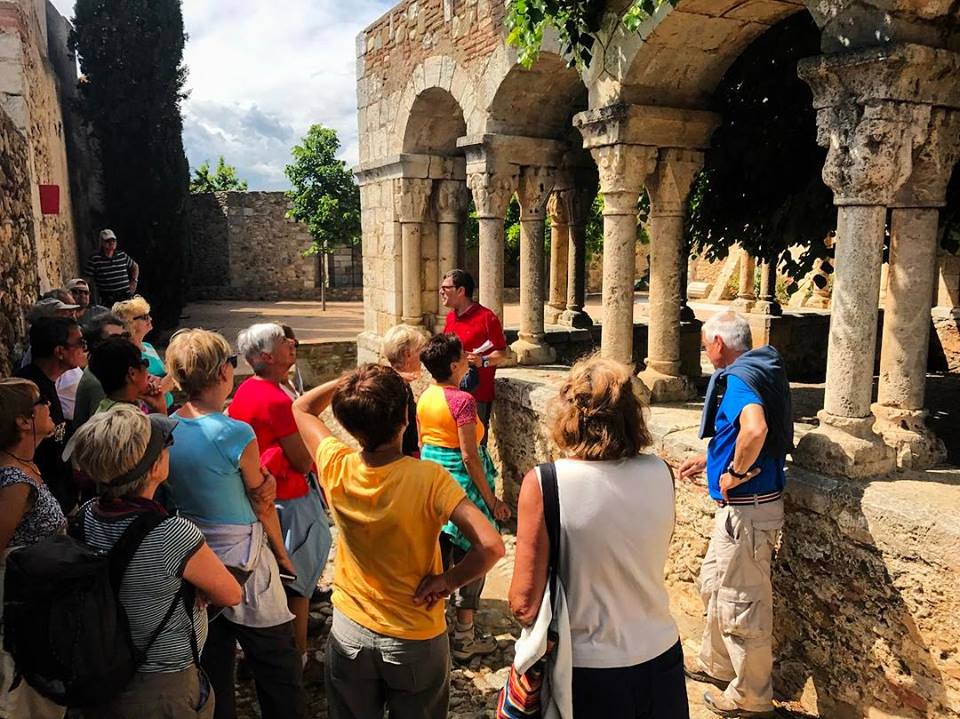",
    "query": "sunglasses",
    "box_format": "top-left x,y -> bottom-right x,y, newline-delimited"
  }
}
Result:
137,358 -> 150,368
64,338 -> 88,350
34,396 -> 51,407
439,284 -> 457,292
226,354 -> 238,368
133,314 -> 151,322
